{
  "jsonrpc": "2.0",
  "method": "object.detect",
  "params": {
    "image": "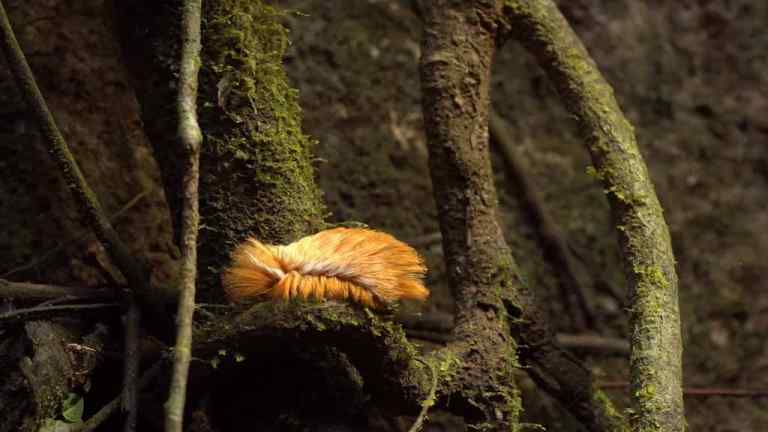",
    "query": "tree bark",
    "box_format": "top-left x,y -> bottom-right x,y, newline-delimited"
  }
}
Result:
504,1 -> 685,430
420,1 -> 522,428
114,0 -> 327,303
